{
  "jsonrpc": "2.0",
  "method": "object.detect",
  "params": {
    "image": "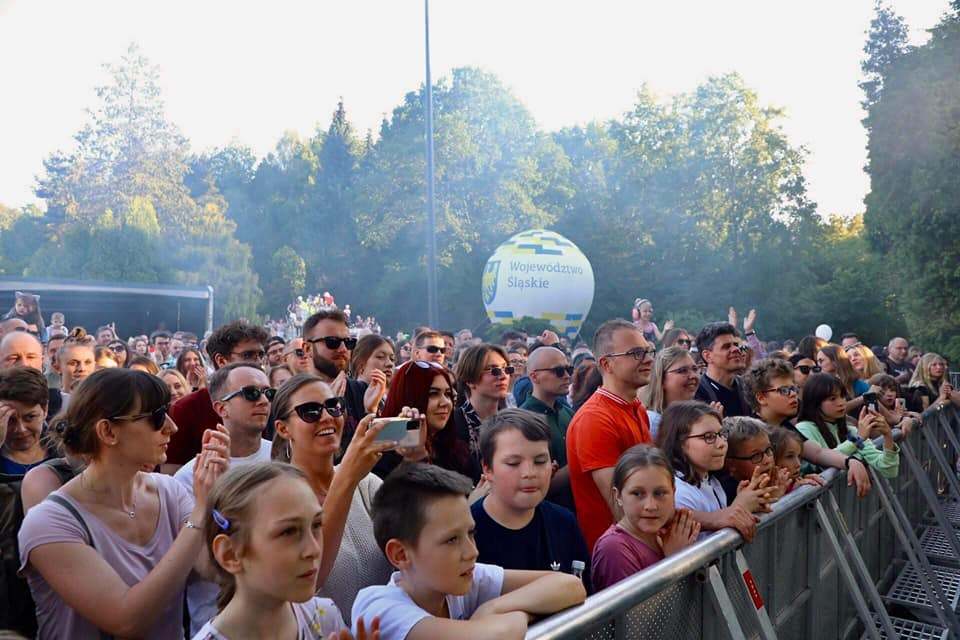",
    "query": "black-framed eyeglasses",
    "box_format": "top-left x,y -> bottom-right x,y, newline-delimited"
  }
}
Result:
764,385 -> 799,397
307,336 -> 358,351
605,347 -> 656,362
533,365 -> 574,377
284,398 -> 344,422
420,345 -> 444,354
110,405 -> 169,430
684,430 -> 729,445
796,365 -> 822,375
231,349 -> 266,361
220,385 -> 276,403
484,365 -> 515,378
666,365 -> 699,377
727,446 -> 774,464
